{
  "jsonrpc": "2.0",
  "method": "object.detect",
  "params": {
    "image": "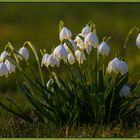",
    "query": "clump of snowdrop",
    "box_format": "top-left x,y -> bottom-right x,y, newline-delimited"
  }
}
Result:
18,47 -> 29,60
53,44 -> 68,61
98,41 -> 110,56
0,51 -> 9,62
59,27 -> 72,41
68,53 -> 75,65
107,57 -> 128,75
75,50 -> 86,64
0,62 -> 9,77
119,85 -> 131,98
